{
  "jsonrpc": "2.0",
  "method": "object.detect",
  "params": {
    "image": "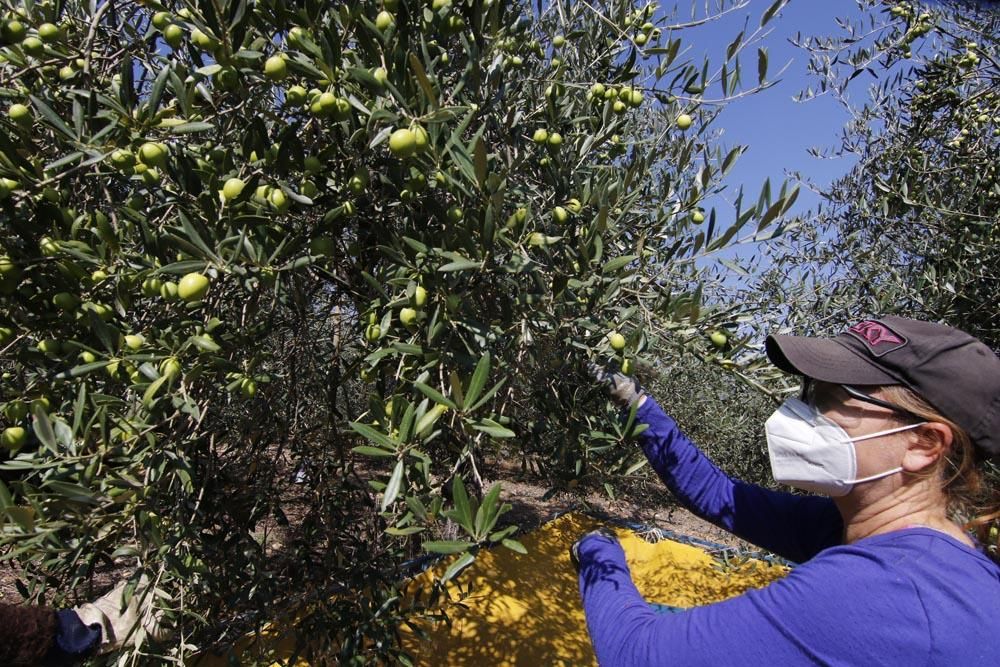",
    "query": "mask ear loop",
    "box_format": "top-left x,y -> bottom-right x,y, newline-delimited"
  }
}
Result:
848,421 -> 929,444
839,421 -> 929,486
845,466 -> 905,485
